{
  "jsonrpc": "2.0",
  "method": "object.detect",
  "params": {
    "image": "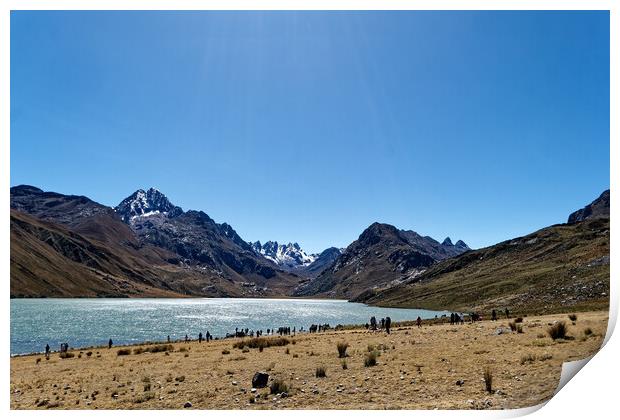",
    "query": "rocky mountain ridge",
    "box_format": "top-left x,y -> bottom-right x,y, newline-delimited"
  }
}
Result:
293,222 -> 470,298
